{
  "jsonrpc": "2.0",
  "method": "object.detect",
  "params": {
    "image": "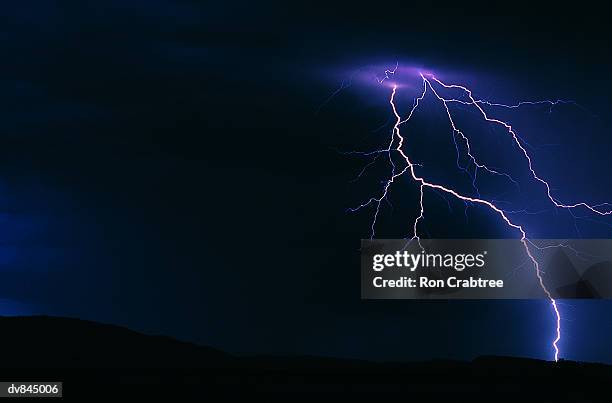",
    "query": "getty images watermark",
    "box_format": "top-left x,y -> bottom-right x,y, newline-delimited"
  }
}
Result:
371,249 -> 501,289
361,239 -> 612,299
